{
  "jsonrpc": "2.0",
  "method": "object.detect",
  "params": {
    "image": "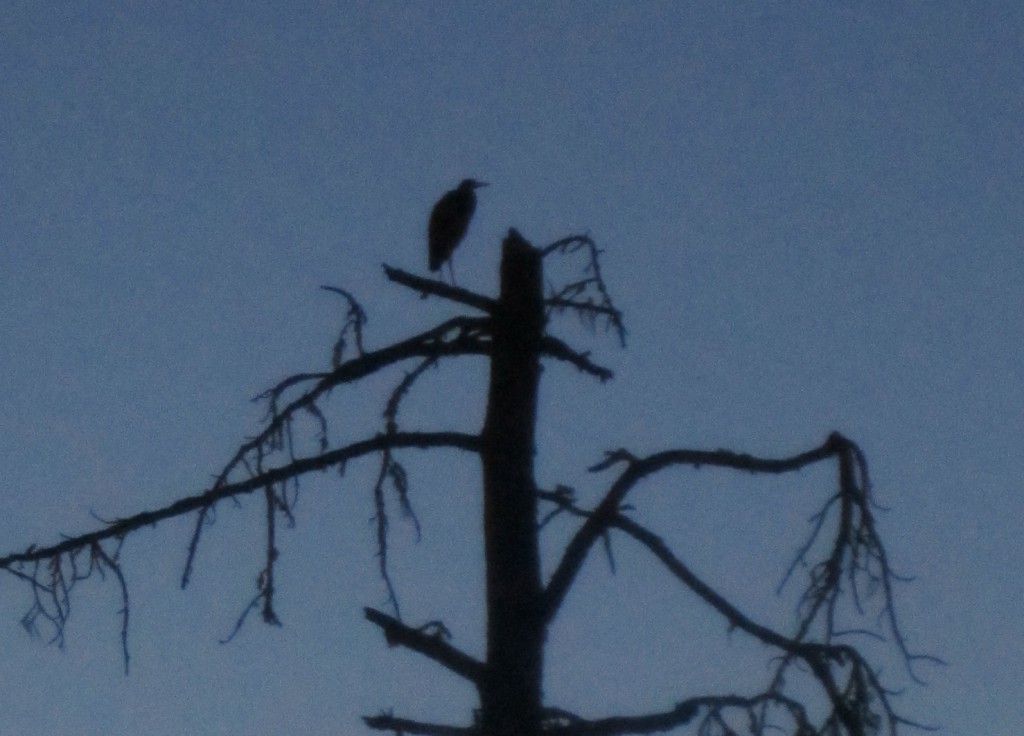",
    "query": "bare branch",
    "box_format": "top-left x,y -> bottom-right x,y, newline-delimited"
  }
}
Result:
0,432 -> 482,572
541,492 -> 805,656
2,431 -> 480,658
608,513 -> 827,657
383,264 -> 499,314
541,694 -> 811,736
540,336 -> 614,382
364,713 -> 474,736
545,297 -> 622,324
364,607 -> 485,684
